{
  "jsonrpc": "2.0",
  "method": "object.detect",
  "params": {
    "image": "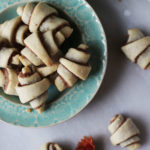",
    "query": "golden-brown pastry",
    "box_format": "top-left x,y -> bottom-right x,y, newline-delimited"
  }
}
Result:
0,68 -> 18,95
38,142 -> 63,150
19,47 -> 43,66
108,114 -> 141,150
19,48 -> 58,77
16,67 -> 50,113
0,16 -> 29,46
55,44 -> 91,91
17,2 -> 73,39
0,47 -> 20,68
121,28 -> 150,69
23,30 -> 65,66
24,32 -> 53,66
